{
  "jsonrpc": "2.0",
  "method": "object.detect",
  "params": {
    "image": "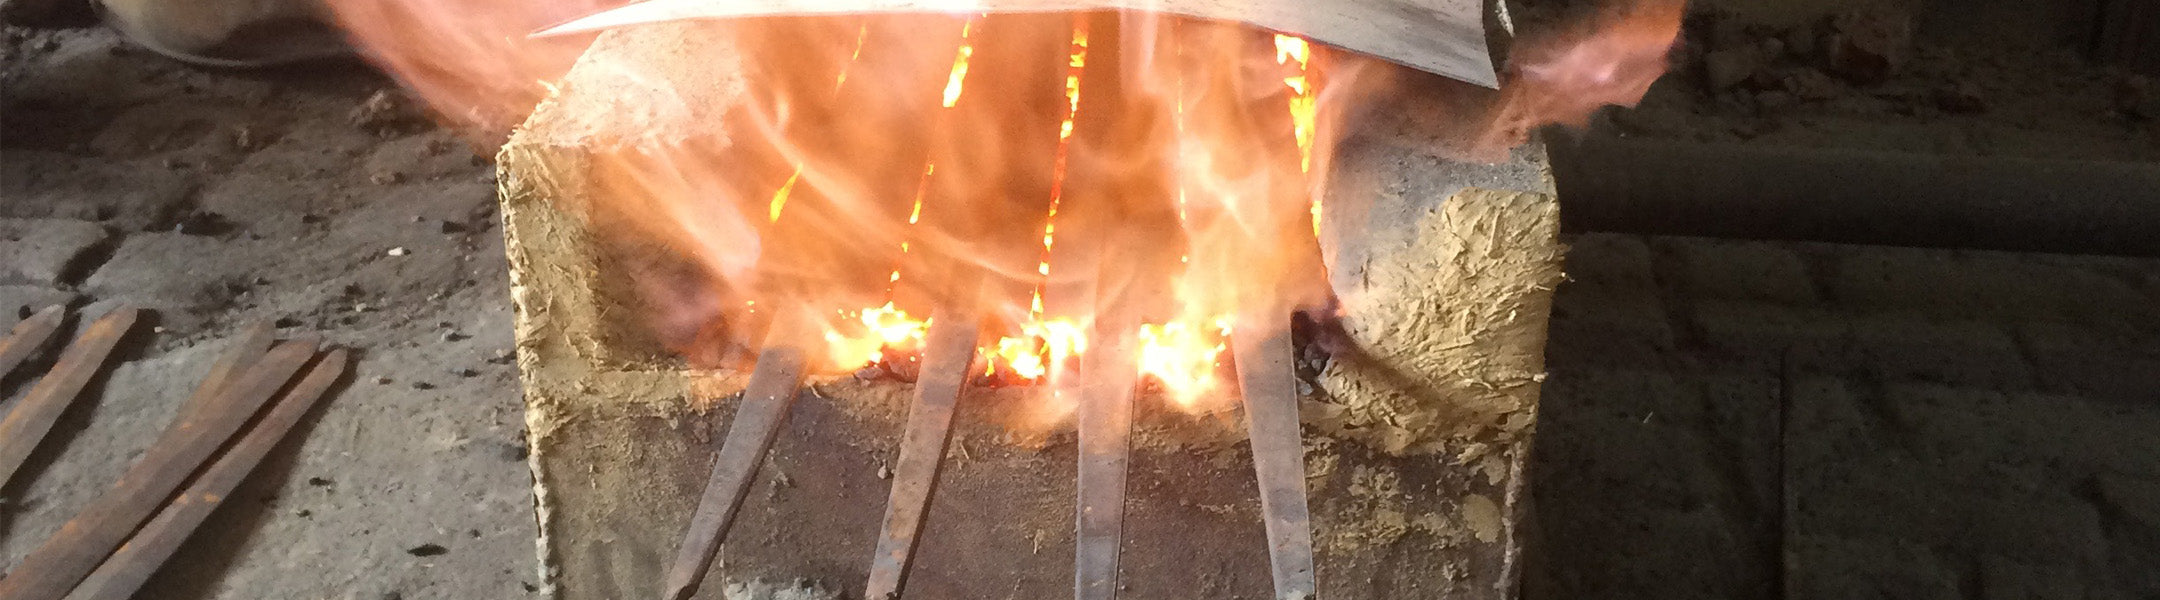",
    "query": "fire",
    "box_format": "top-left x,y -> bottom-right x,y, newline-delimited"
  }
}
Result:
824,302 -> 932,367
1474,0 -> 1686,155
941,18 -> 980,108
322,2 -> 1683,425
1274,34 -> 1321,235
1136,318 -> 1232,409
